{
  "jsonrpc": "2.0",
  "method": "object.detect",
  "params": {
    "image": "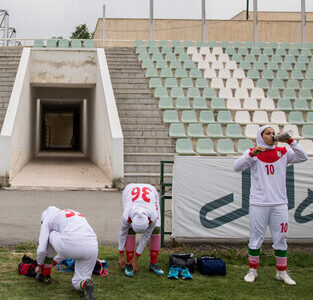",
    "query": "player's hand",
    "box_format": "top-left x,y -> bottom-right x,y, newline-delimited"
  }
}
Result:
251,146 -> 267,156
35,265 -> 43,275
118,255 -> 126,269
129,256 -> 139,272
